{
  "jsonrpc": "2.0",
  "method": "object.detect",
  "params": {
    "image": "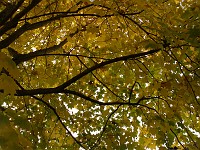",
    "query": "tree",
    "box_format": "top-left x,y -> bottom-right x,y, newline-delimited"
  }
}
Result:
0,0 -> 200,149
